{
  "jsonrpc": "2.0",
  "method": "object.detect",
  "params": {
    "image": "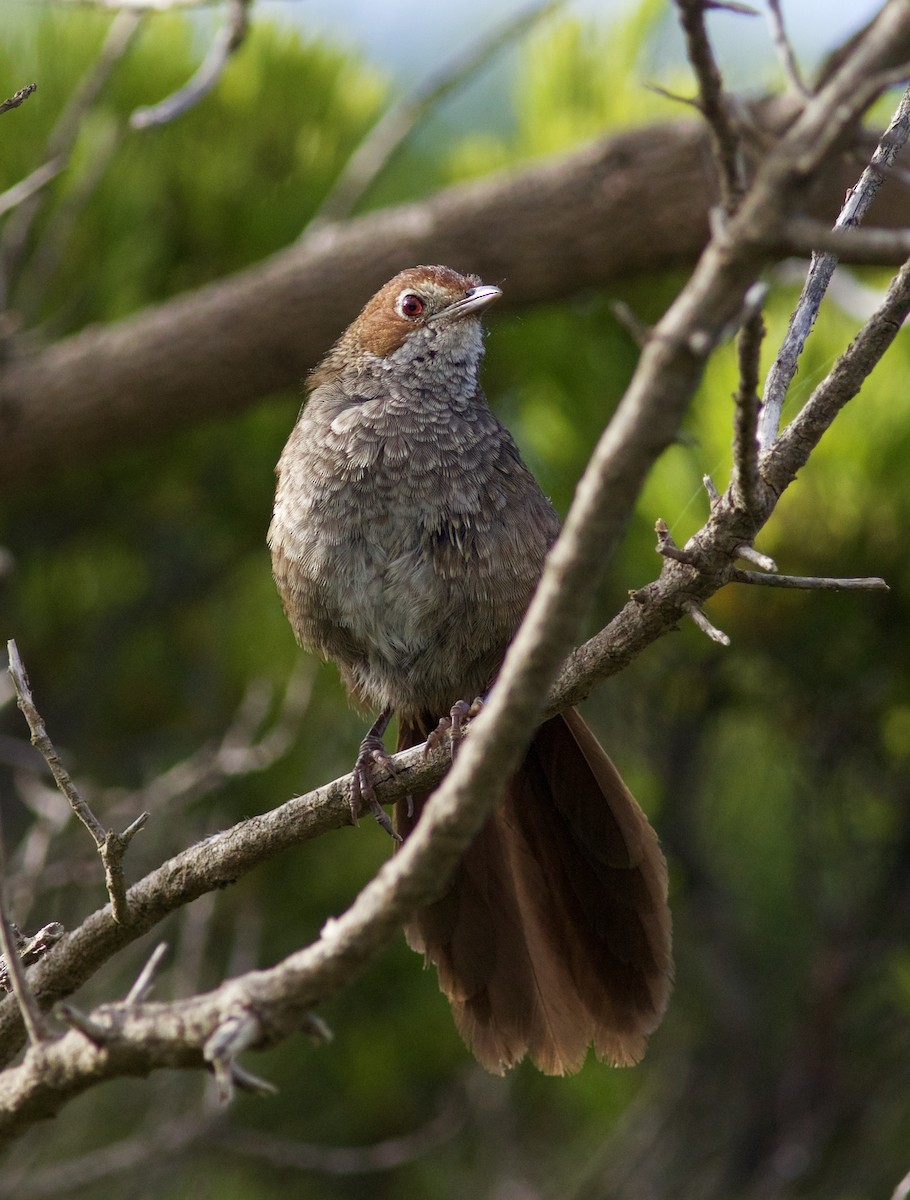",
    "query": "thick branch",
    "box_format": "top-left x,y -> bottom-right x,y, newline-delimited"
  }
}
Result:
3,99 -> 910,493
1,4 -> 908,1129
